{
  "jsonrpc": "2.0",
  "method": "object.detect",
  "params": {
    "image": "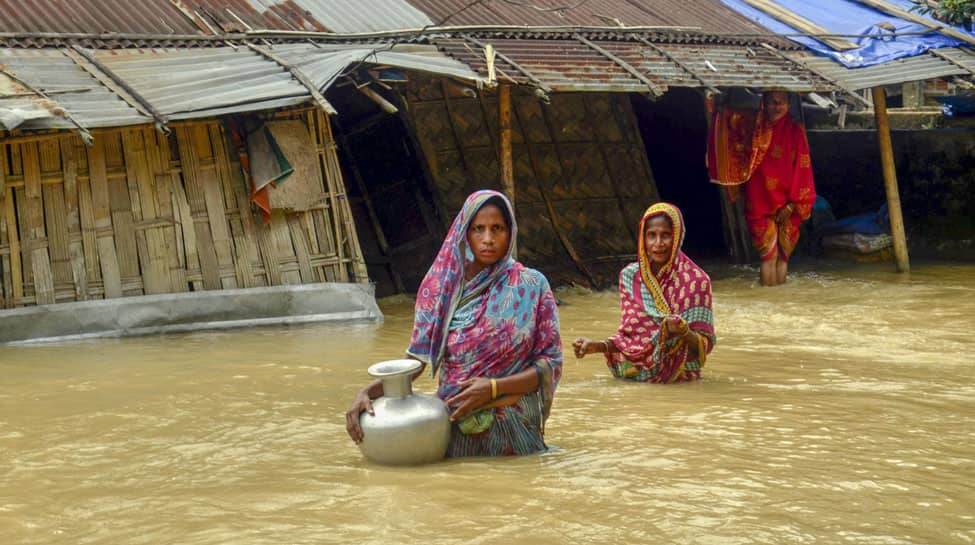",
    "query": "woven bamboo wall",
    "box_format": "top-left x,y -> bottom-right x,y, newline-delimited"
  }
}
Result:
0,110 -> 366,309
406,77 -> 660,288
